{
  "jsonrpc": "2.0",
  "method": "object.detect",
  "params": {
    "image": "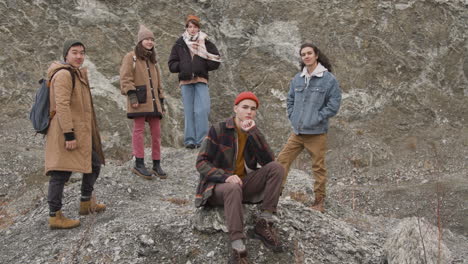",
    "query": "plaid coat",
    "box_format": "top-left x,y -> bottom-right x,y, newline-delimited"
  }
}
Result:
195,117 -> 275,207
